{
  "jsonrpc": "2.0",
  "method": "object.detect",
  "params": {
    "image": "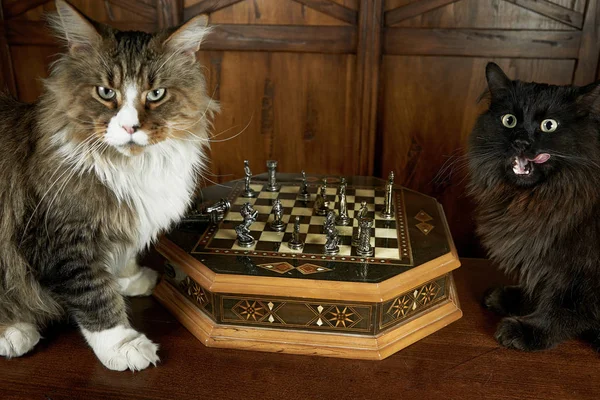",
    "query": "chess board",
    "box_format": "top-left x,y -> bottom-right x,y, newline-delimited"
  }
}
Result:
153,173 -> 461,360
191,180 -> 413,267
